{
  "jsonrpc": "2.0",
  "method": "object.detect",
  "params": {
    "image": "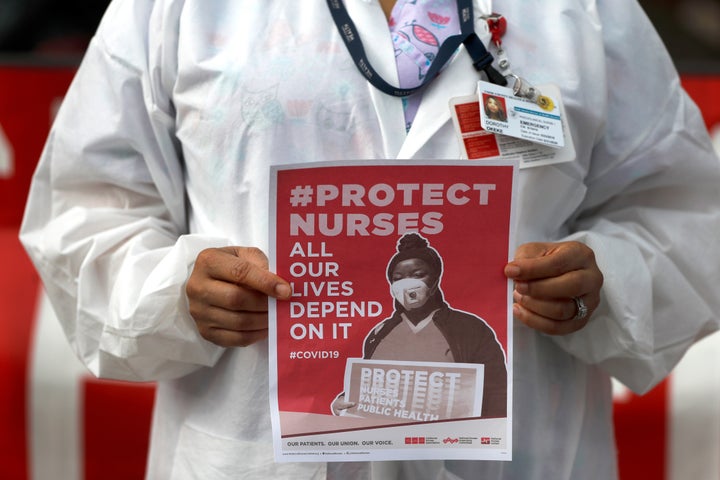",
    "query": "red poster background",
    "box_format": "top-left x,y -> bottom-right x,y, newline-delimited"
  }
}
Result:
274,164 -> 514,416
